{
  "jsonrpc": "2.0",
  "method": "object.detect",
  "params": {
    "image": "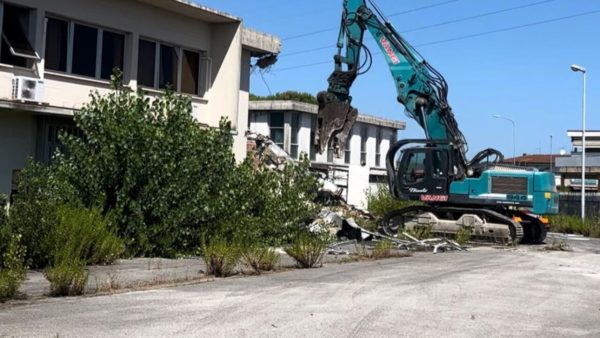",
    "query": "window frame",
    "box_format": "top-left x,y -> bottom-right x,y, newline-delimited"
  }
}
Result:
344,129 -> 352,164
269,112 -> 285,149
0,2 -> 40,68
137,36 -> 208,97
360,125 -> 368,165
44,15 -> 126,81
375,128 -> 382,167
290,112 -> 300,159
